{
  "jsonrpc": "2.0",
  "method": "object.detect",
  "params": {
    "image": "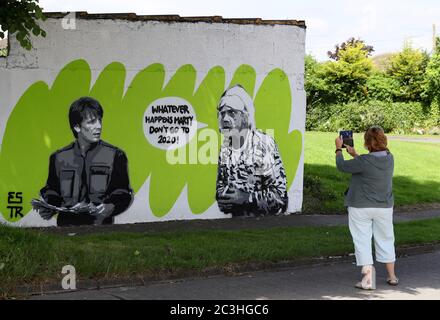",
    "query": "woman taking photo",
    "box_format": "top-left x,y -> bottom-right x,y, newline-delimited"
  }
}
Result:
335,126 -> 399,290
